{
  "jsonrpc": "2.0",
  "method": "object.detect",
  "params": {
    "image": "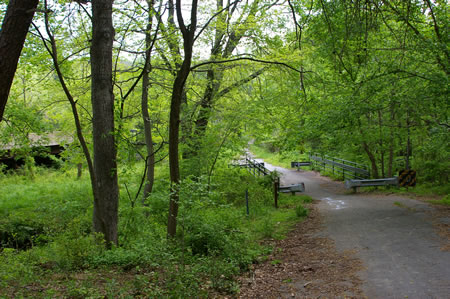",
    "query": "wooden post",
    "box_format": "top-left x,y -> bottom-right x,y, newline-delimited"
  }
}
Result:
332,157 -> 335,175
273,177 -> 279,208
245,189 -> 249,216
77,163 -> 82,179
